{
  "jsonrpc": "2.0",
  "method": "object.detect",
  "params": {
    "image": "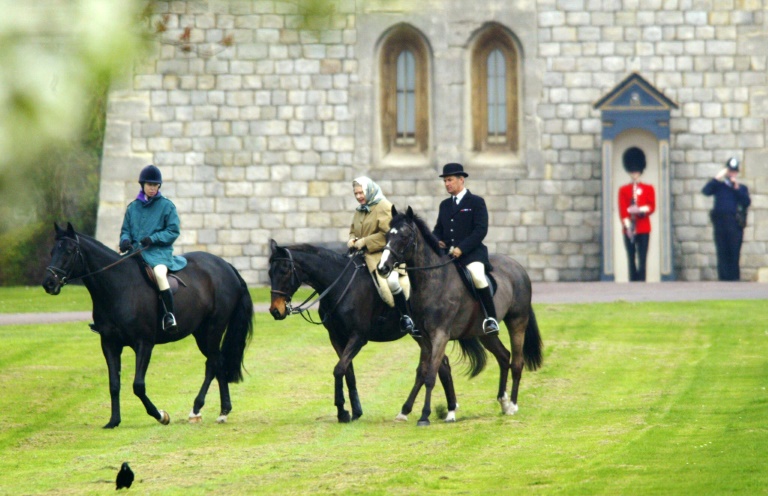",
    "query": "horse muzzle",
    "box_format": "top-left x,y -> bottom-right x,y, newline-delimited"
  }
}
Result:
269,297 -> 289,320
42,276 -> 62,296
